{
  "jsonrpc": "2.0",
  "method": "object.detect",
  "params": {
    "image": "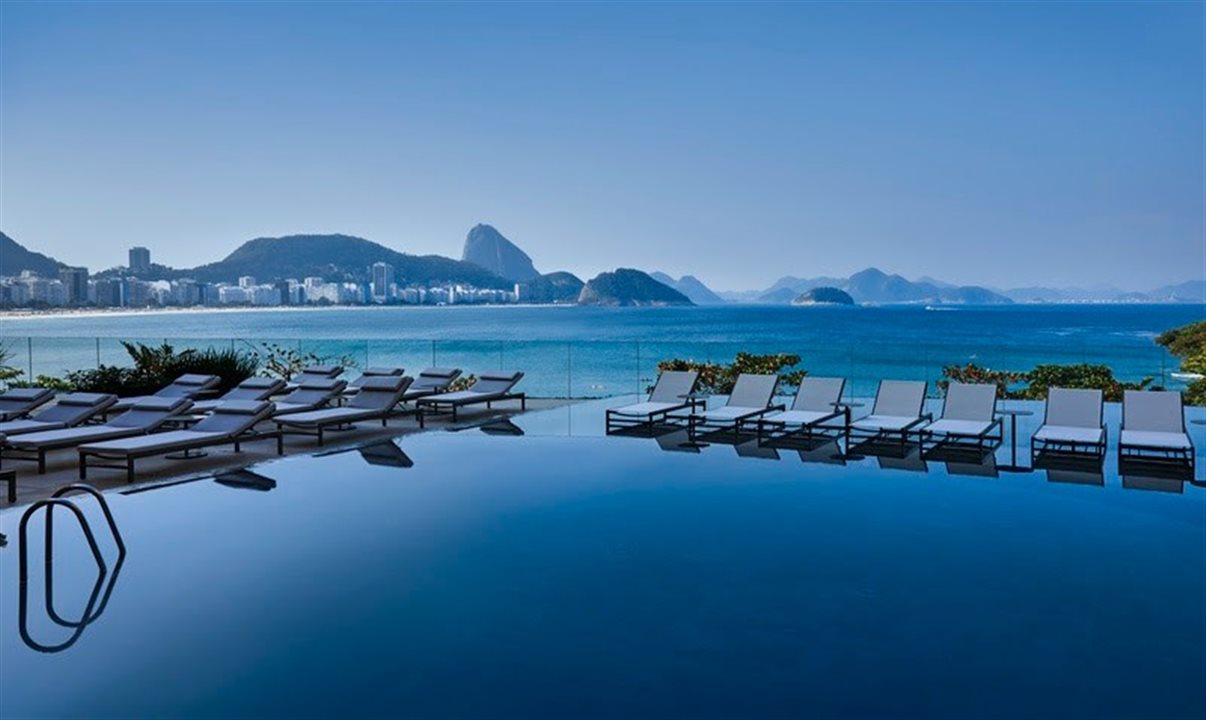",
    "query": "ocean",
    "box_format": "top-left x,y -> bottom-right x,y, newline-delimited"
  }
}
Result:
2,304 -> 1202,398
